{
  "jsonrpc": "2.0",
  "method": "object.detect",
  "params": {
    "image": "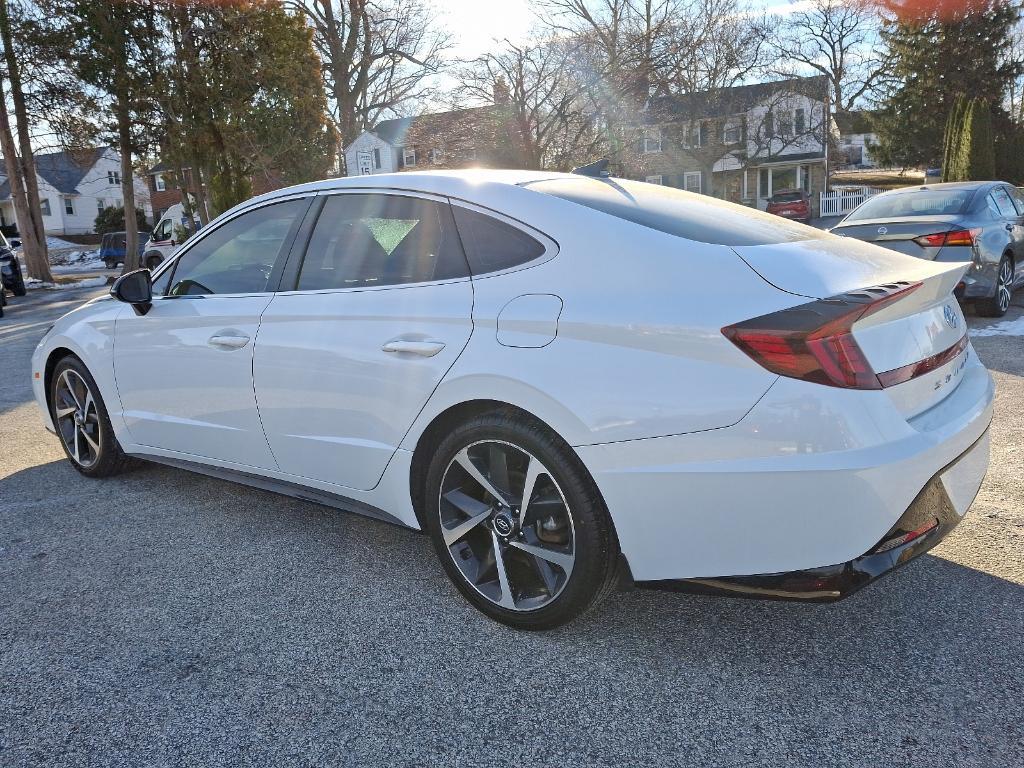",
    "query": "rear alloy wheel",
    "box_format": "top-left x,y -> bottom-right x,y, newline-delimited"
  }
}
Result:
424,412 -> 619,630
50,357 -> 134,477
977,256 -> 1013,317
